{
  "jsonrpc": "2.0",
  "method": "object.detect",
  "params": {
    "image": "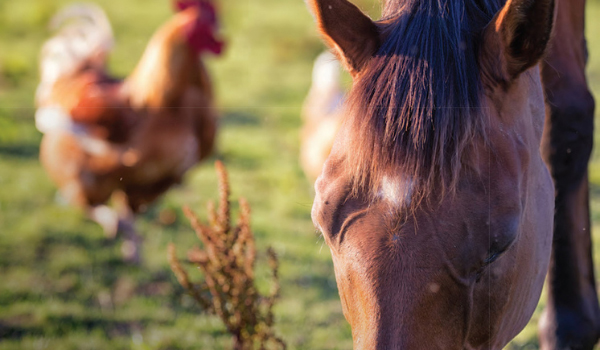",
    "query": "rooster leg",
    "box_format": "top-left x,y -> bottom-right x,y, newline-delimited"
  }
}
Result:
88,205 -> 119,239
119,221 -> 142,264
112,191 -> 142,264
